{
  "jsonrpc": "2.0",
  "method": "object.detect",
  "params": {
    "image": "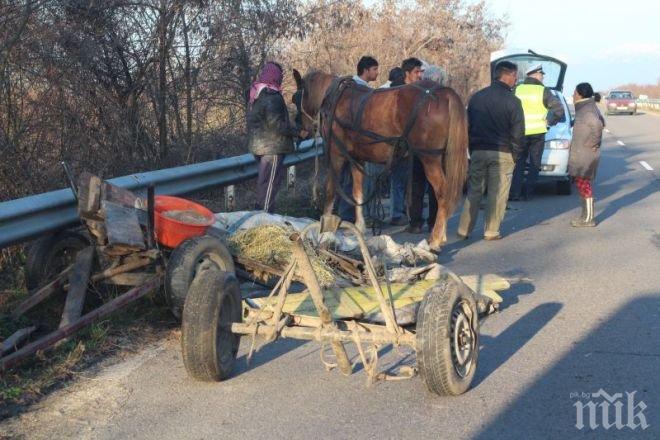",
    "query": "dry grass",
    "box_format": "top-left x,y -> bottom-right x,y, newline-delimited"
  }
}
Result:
0,284 -> 176,419
228,224 -> 335,286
